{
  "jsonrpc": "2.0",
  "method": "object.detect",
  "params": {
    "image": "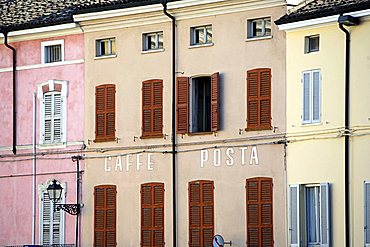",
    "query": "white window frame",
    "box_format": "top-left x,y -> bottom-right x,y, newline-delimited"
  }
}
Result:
37,80 -> 68,146
247,17 -> 272,39
95,37 -> 116,57
302,69 -> 321,125
41,40 -> 65,64
142,31 -> 164,51
38,179 -> 66,245
190,25 -> 213,46
305,35 -> 320,53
